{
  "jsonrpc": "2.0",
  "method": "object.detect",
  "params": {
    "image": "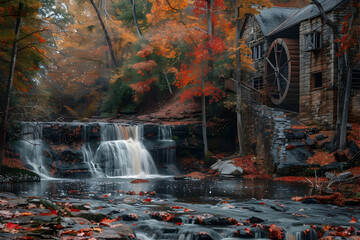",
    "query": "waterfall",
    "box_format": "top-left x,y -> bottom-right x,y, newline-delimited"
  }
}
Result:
158,125 -> 176,166
16,122 -> 174,178
16,123 -> 52,179
88,123 -> 158,177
